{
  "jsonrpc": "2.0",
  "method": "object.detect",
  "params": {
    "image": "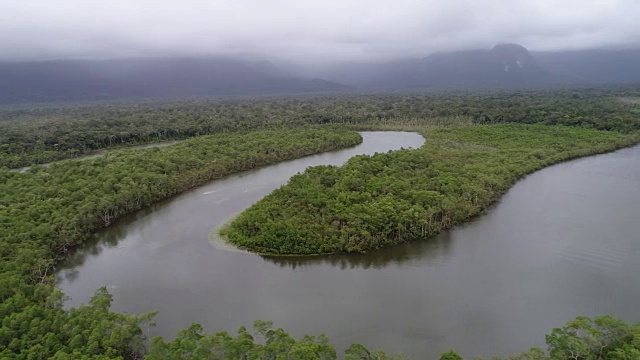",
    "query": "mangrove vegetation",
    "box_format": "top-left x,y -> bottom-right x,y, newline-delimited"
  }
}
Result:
2,86 -> 640,169
222,125 -> 638,254
146,315 -> 640,360
1,85 -> 640,359
0,128 -> 361,359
